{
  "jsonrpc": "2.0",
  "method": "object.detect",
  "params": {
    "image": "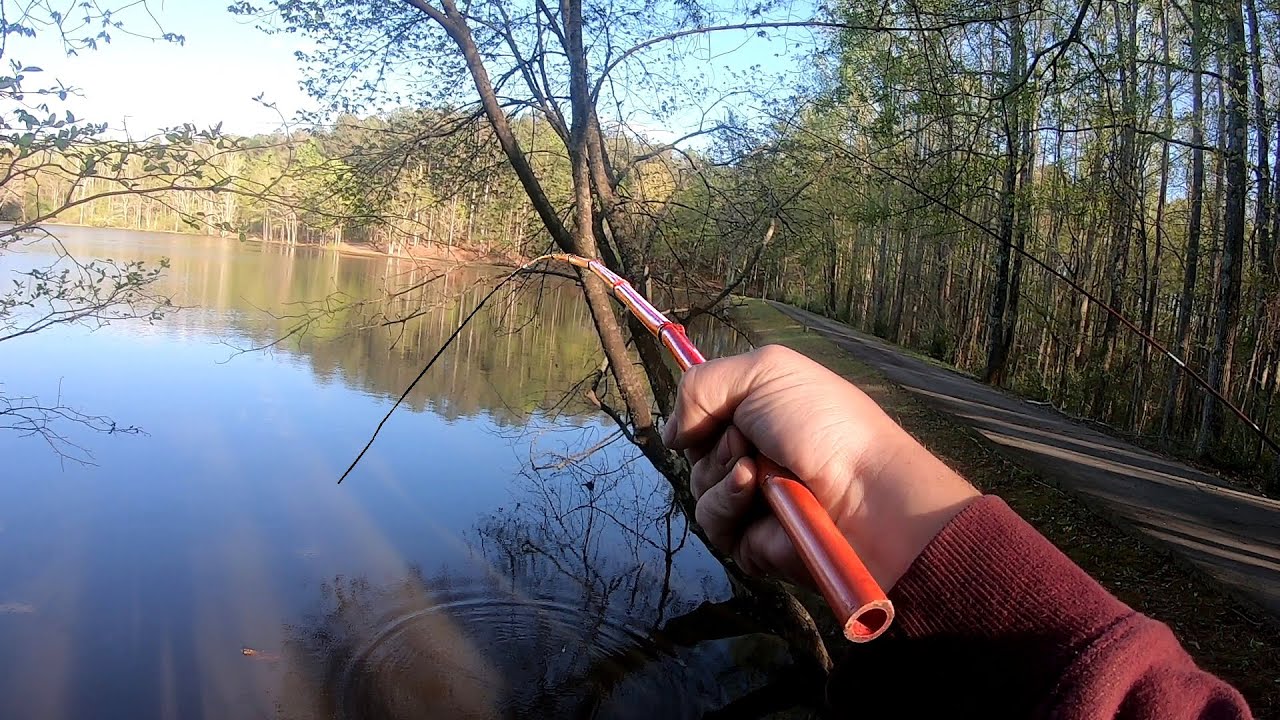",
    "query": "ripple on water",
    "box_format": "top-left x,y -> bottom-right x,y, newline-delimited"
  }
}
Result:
294,581 -> 717,720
